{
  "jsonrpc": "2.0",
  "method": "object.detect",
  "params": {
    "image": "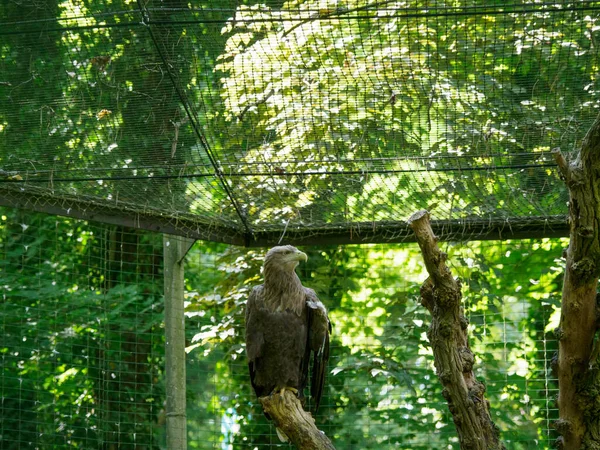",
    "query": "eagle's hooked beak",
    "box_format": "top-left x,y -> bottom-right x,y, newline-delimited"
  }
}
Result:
281,248 -> 307,269
293,250 -> 308,263
297,250 -> 308,262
